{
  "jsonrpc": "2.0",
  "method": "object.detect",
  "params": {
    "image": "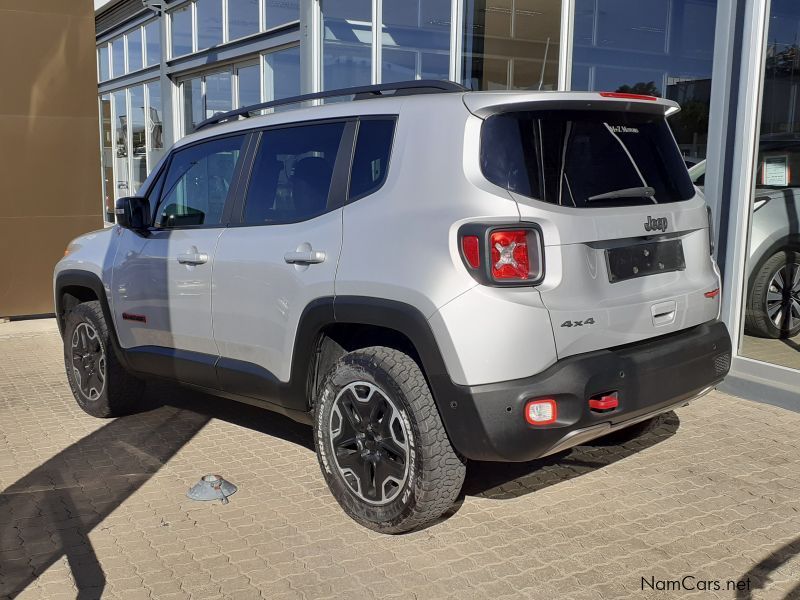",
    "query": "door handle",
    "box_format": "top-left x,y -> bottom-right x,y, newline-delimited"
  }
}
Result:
177,251 -> 209,265
284,250 -> 326,265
